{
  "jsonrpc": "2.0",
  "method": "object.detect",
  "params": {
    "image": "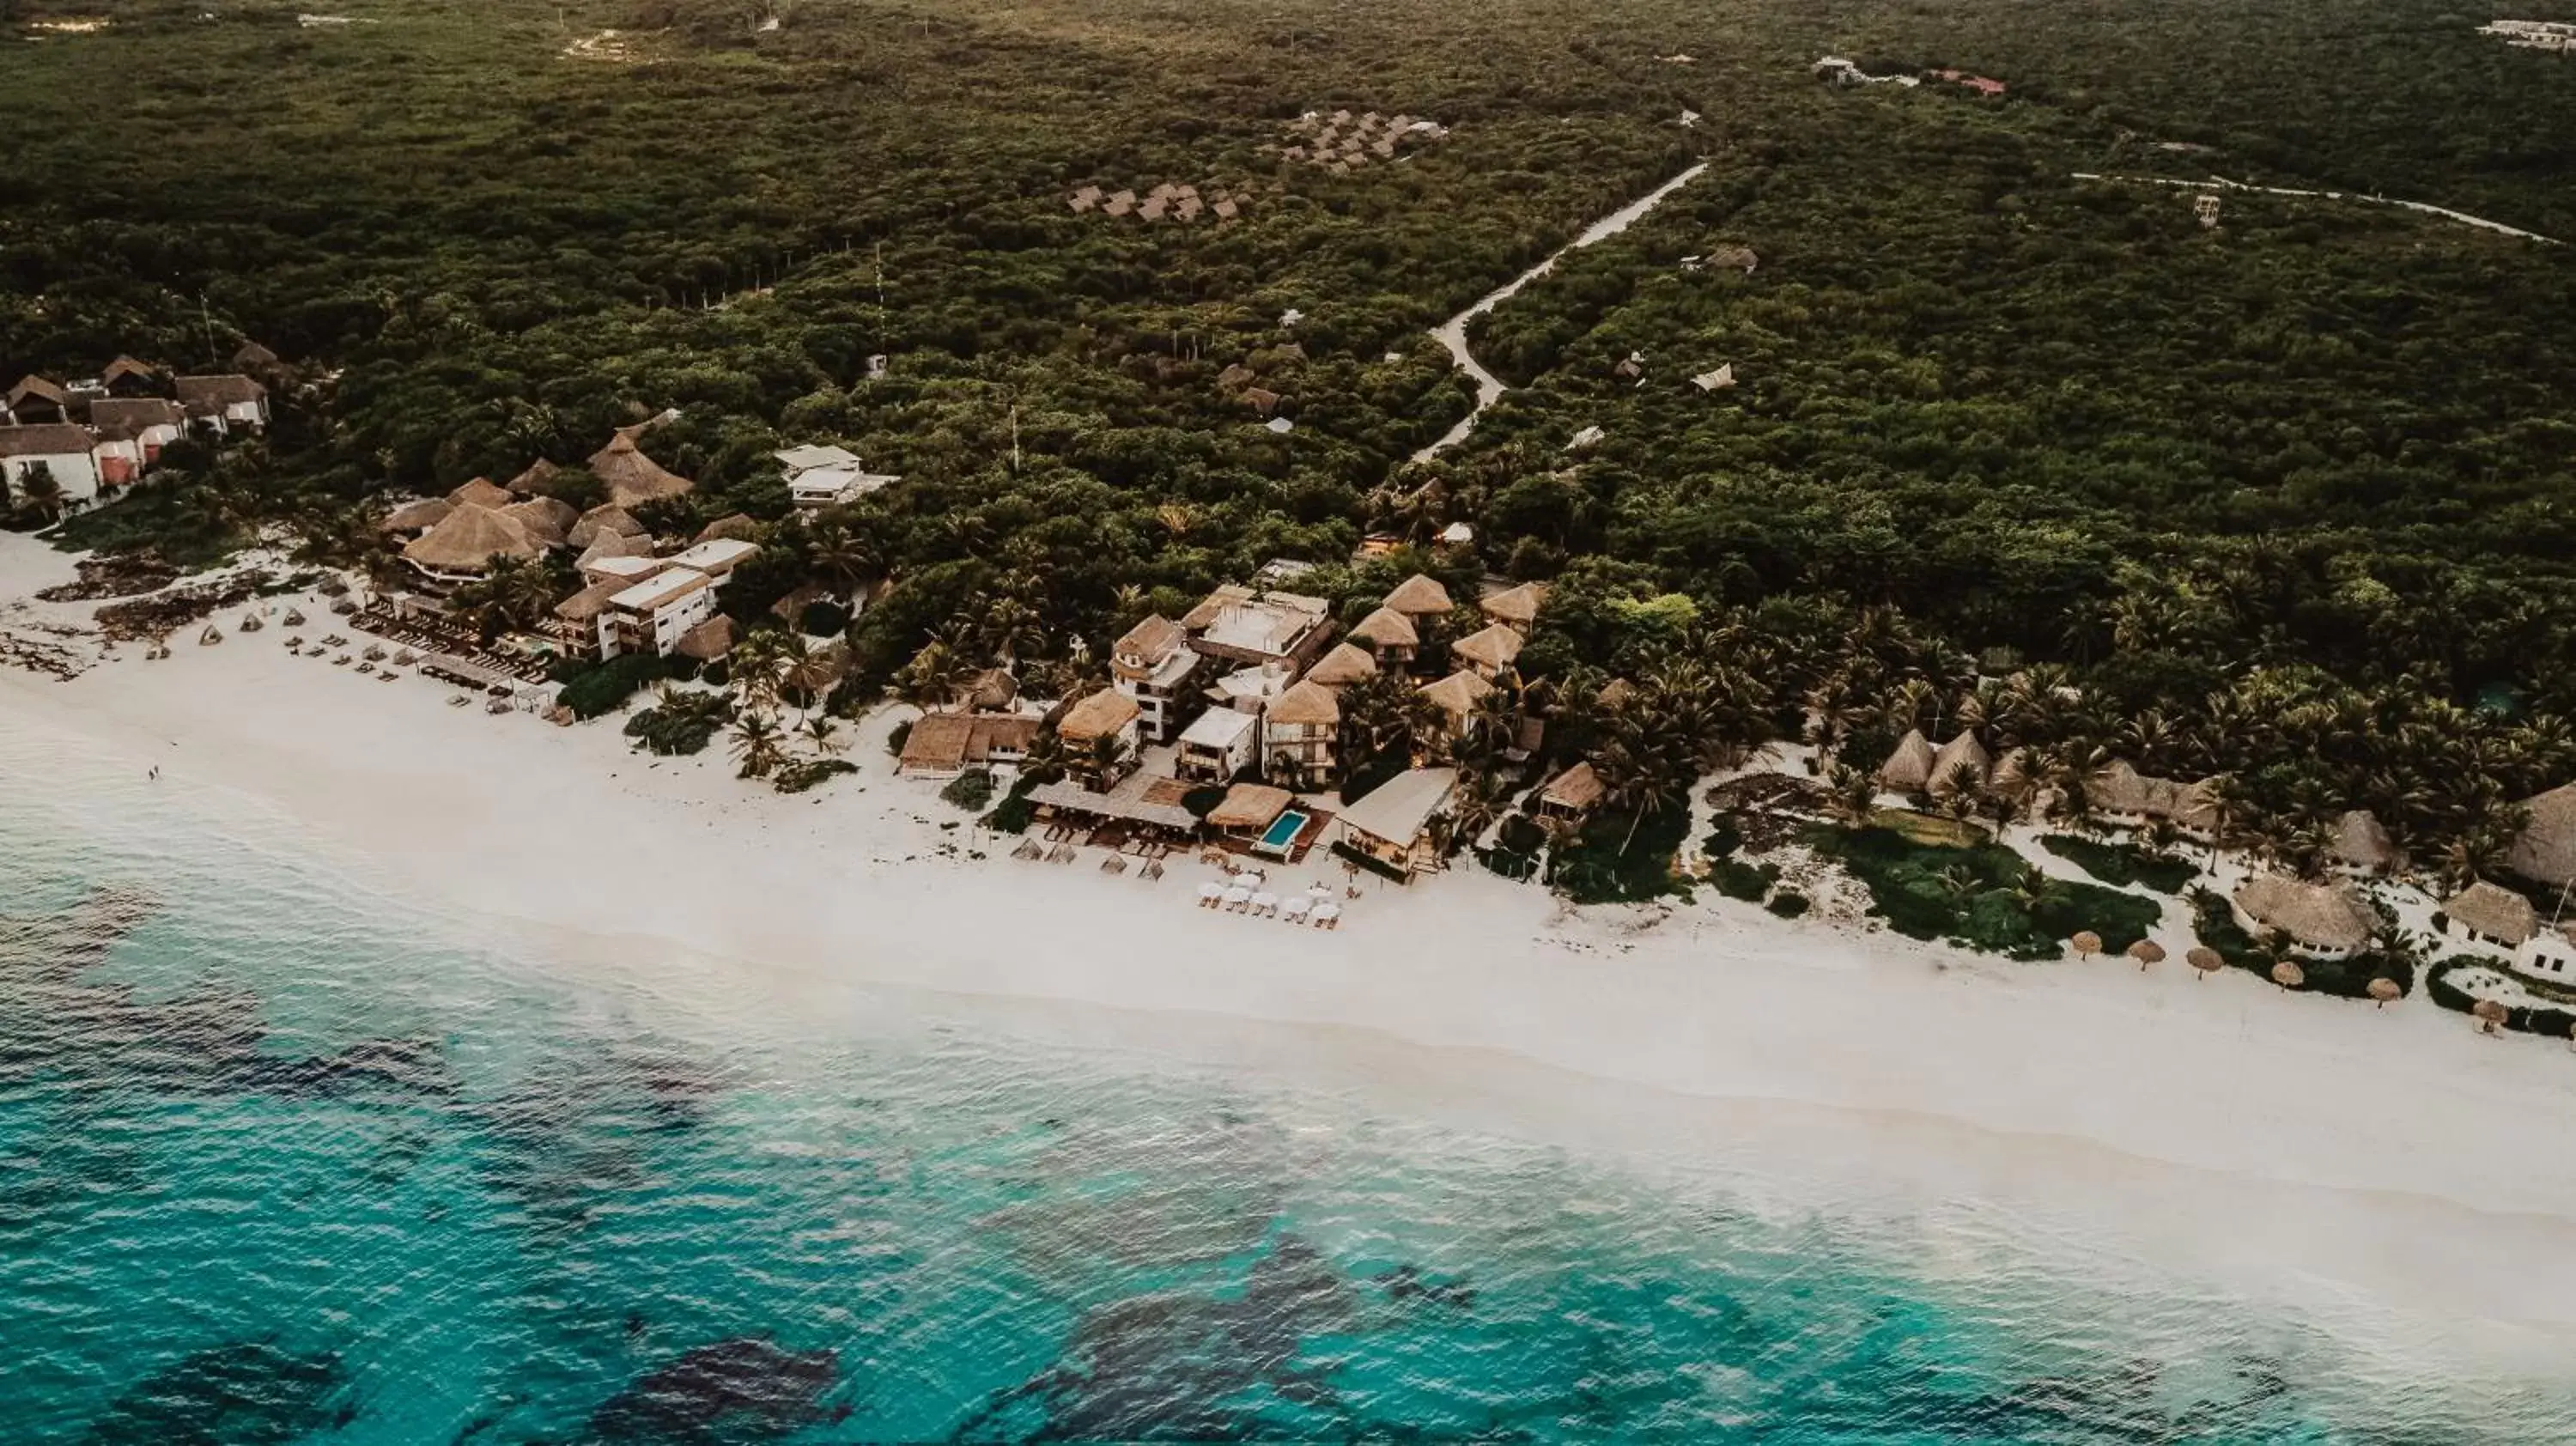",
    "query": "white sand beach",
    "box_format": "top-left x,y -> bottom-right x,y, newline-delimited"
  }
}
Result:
7,532 -> 2576,1369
